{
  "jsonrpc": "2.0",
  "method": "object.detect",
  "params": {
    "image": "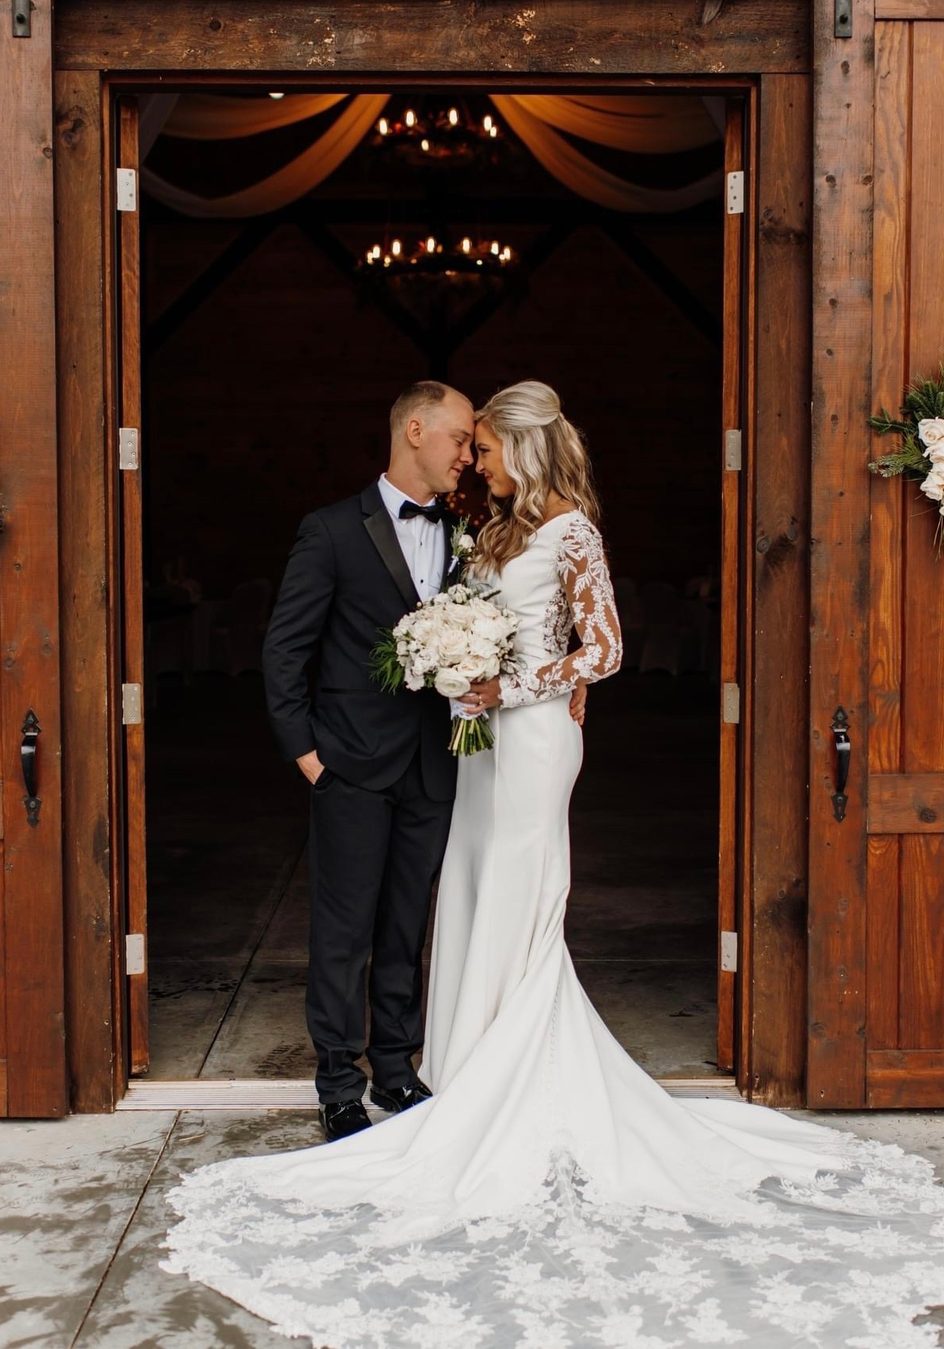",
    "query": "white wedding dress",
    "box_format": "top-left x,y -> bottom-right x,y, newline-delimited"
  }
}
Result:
165,511 -> 944,1347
